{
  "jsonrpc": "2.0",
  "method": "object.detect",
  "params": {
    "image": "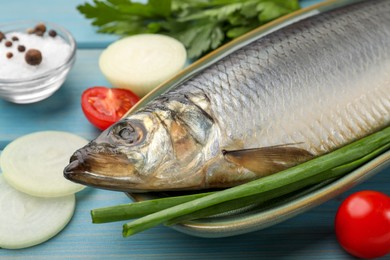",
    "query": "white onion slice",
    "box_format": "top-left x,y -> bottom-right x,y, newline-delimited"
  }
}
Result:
99,34 -> 187,97
1,131 -> 87,197
0,175 -> 75,249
